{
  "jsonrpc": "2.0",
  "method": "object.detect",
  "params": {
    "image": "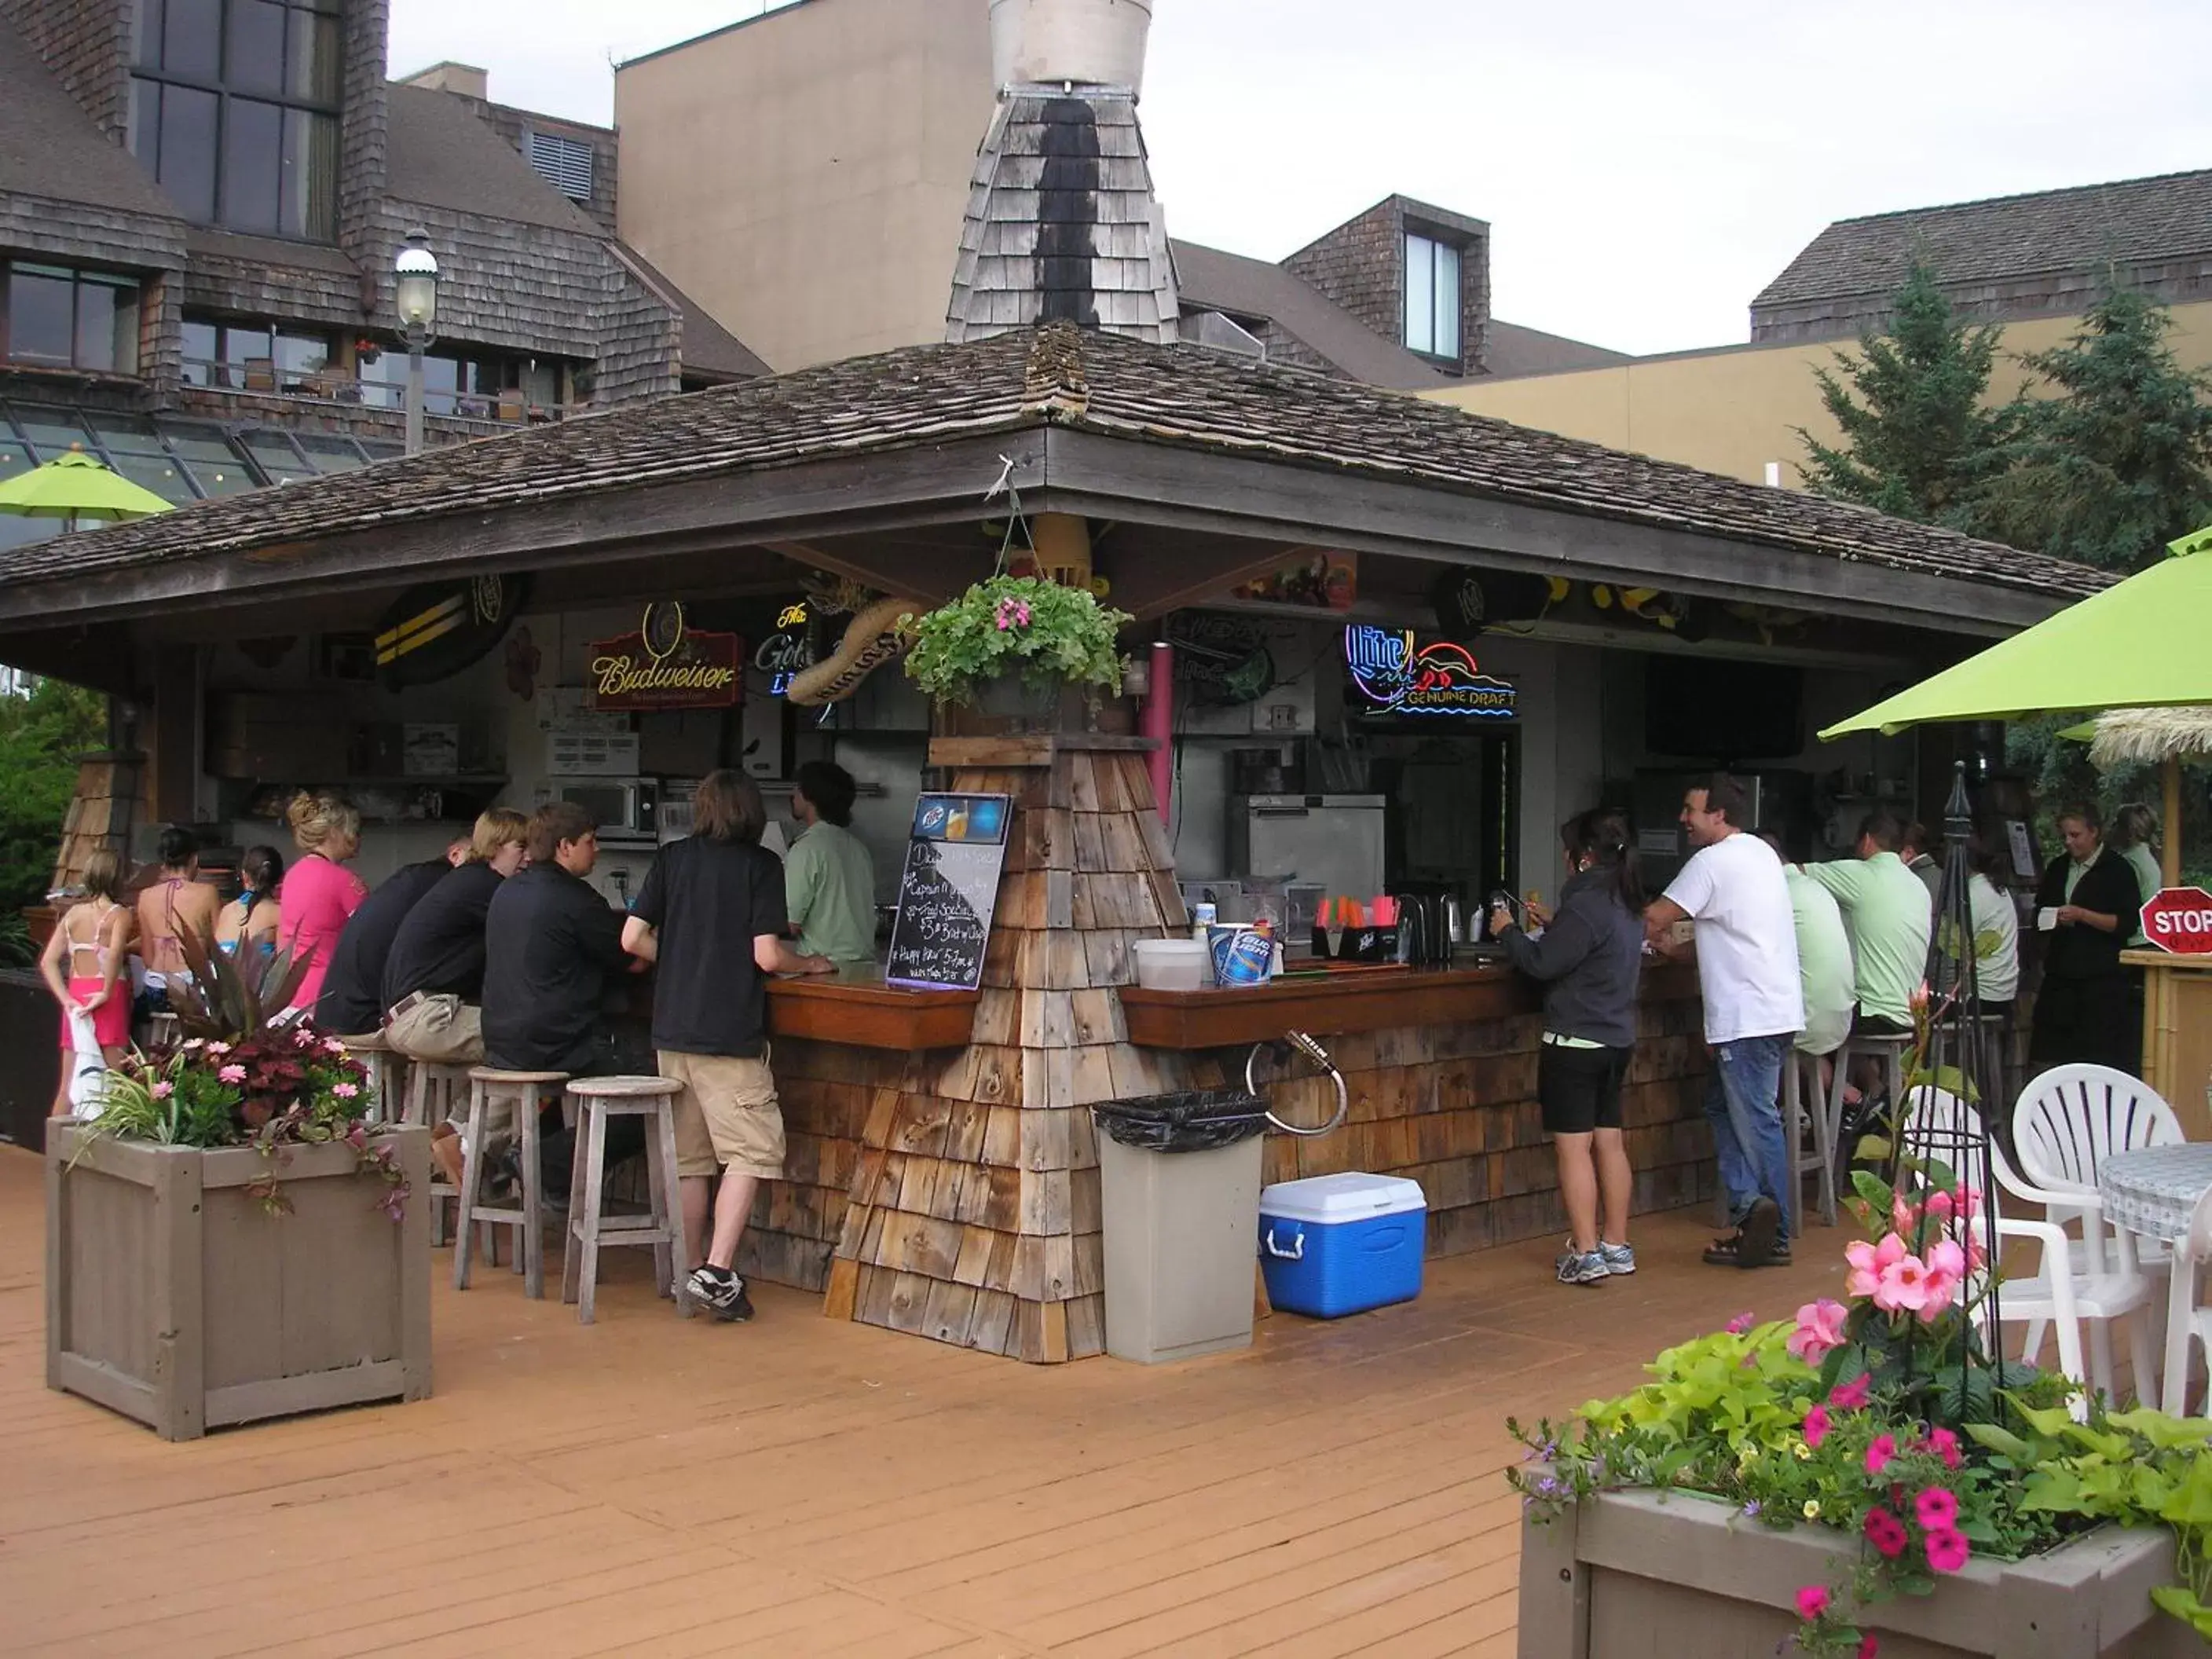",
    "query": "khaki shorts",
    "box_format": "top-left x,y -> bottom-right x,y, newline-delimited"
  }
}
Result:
385,994 -> 484,1066
658,1049 -> 783,1180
